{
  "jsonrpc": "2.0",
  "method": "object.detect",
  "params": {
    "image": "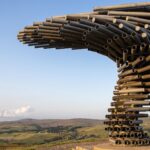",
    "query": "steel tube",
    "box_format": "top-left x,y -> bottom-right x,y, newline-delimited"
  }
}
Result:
108,11 -> 150,17
94,2 -> 150,11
